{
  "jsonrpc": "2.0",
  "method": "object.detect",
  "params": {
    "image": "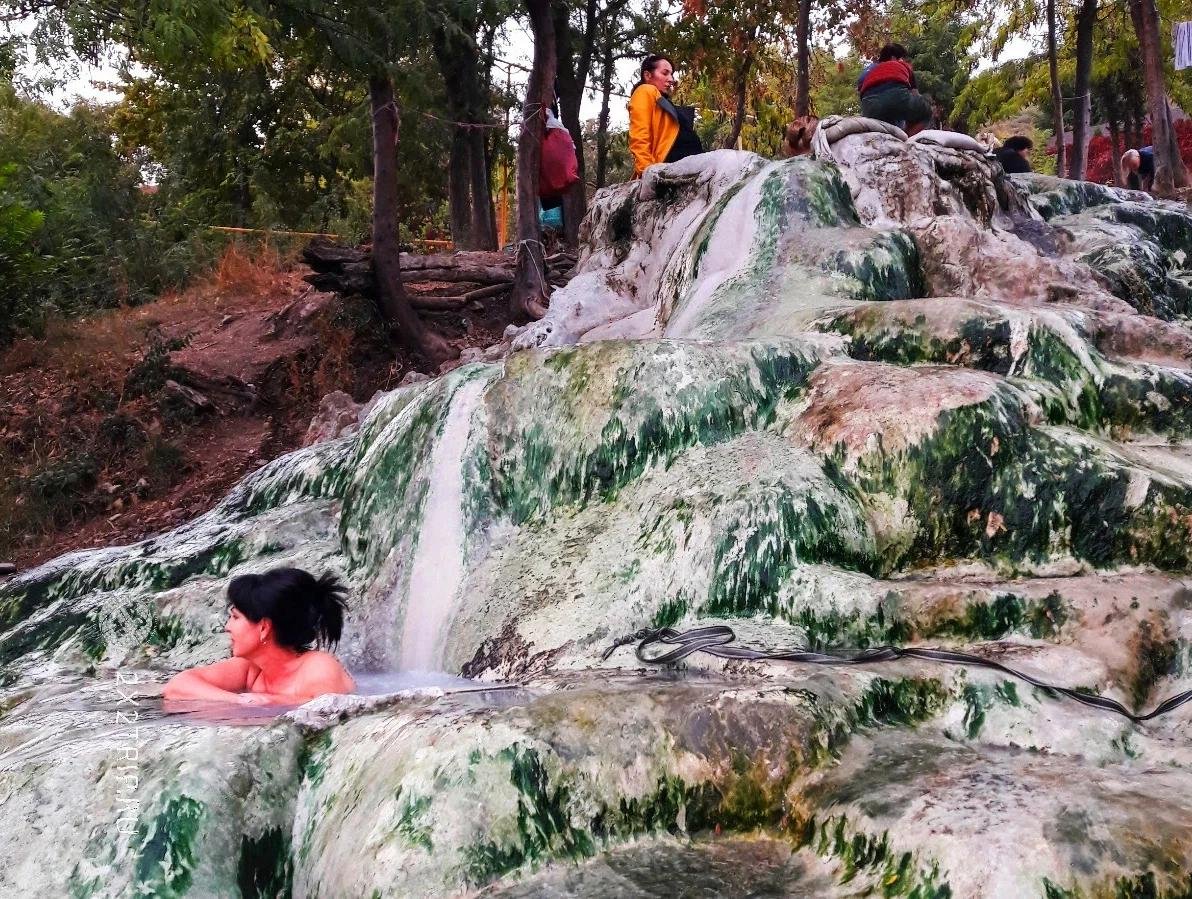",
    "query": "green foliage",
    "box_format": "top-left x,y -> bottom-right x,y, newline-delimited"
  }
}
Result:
108,52 -> 418,236
952,58 -> 1032,130
0,162 -> 43,250
145,438 -> 188,488
653,0 -> 802,152
812,51 -> 863,119
0,83 -> 226,339
124,330 -> 190,396
19,452 -> 99,528
0,161 -> 45,340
